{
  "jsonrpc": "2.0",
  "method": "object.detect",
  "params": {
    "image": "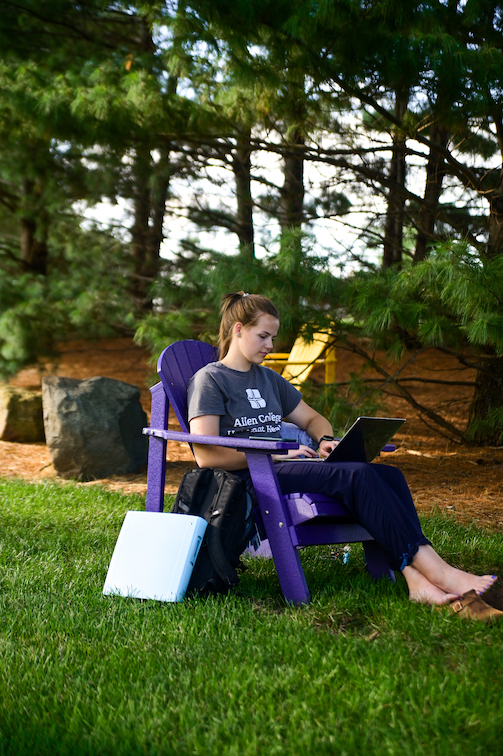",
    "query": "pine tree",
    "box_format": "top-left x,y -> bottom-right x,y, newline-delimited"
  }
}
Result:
0,1 -> 185,372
